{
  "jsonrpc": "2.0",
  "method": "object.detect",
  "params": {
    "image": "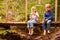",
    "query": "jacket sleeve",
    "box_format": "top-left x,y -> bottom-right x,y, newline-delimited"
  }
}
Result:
48,11 -> 53,20
44,12 -> 47,19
